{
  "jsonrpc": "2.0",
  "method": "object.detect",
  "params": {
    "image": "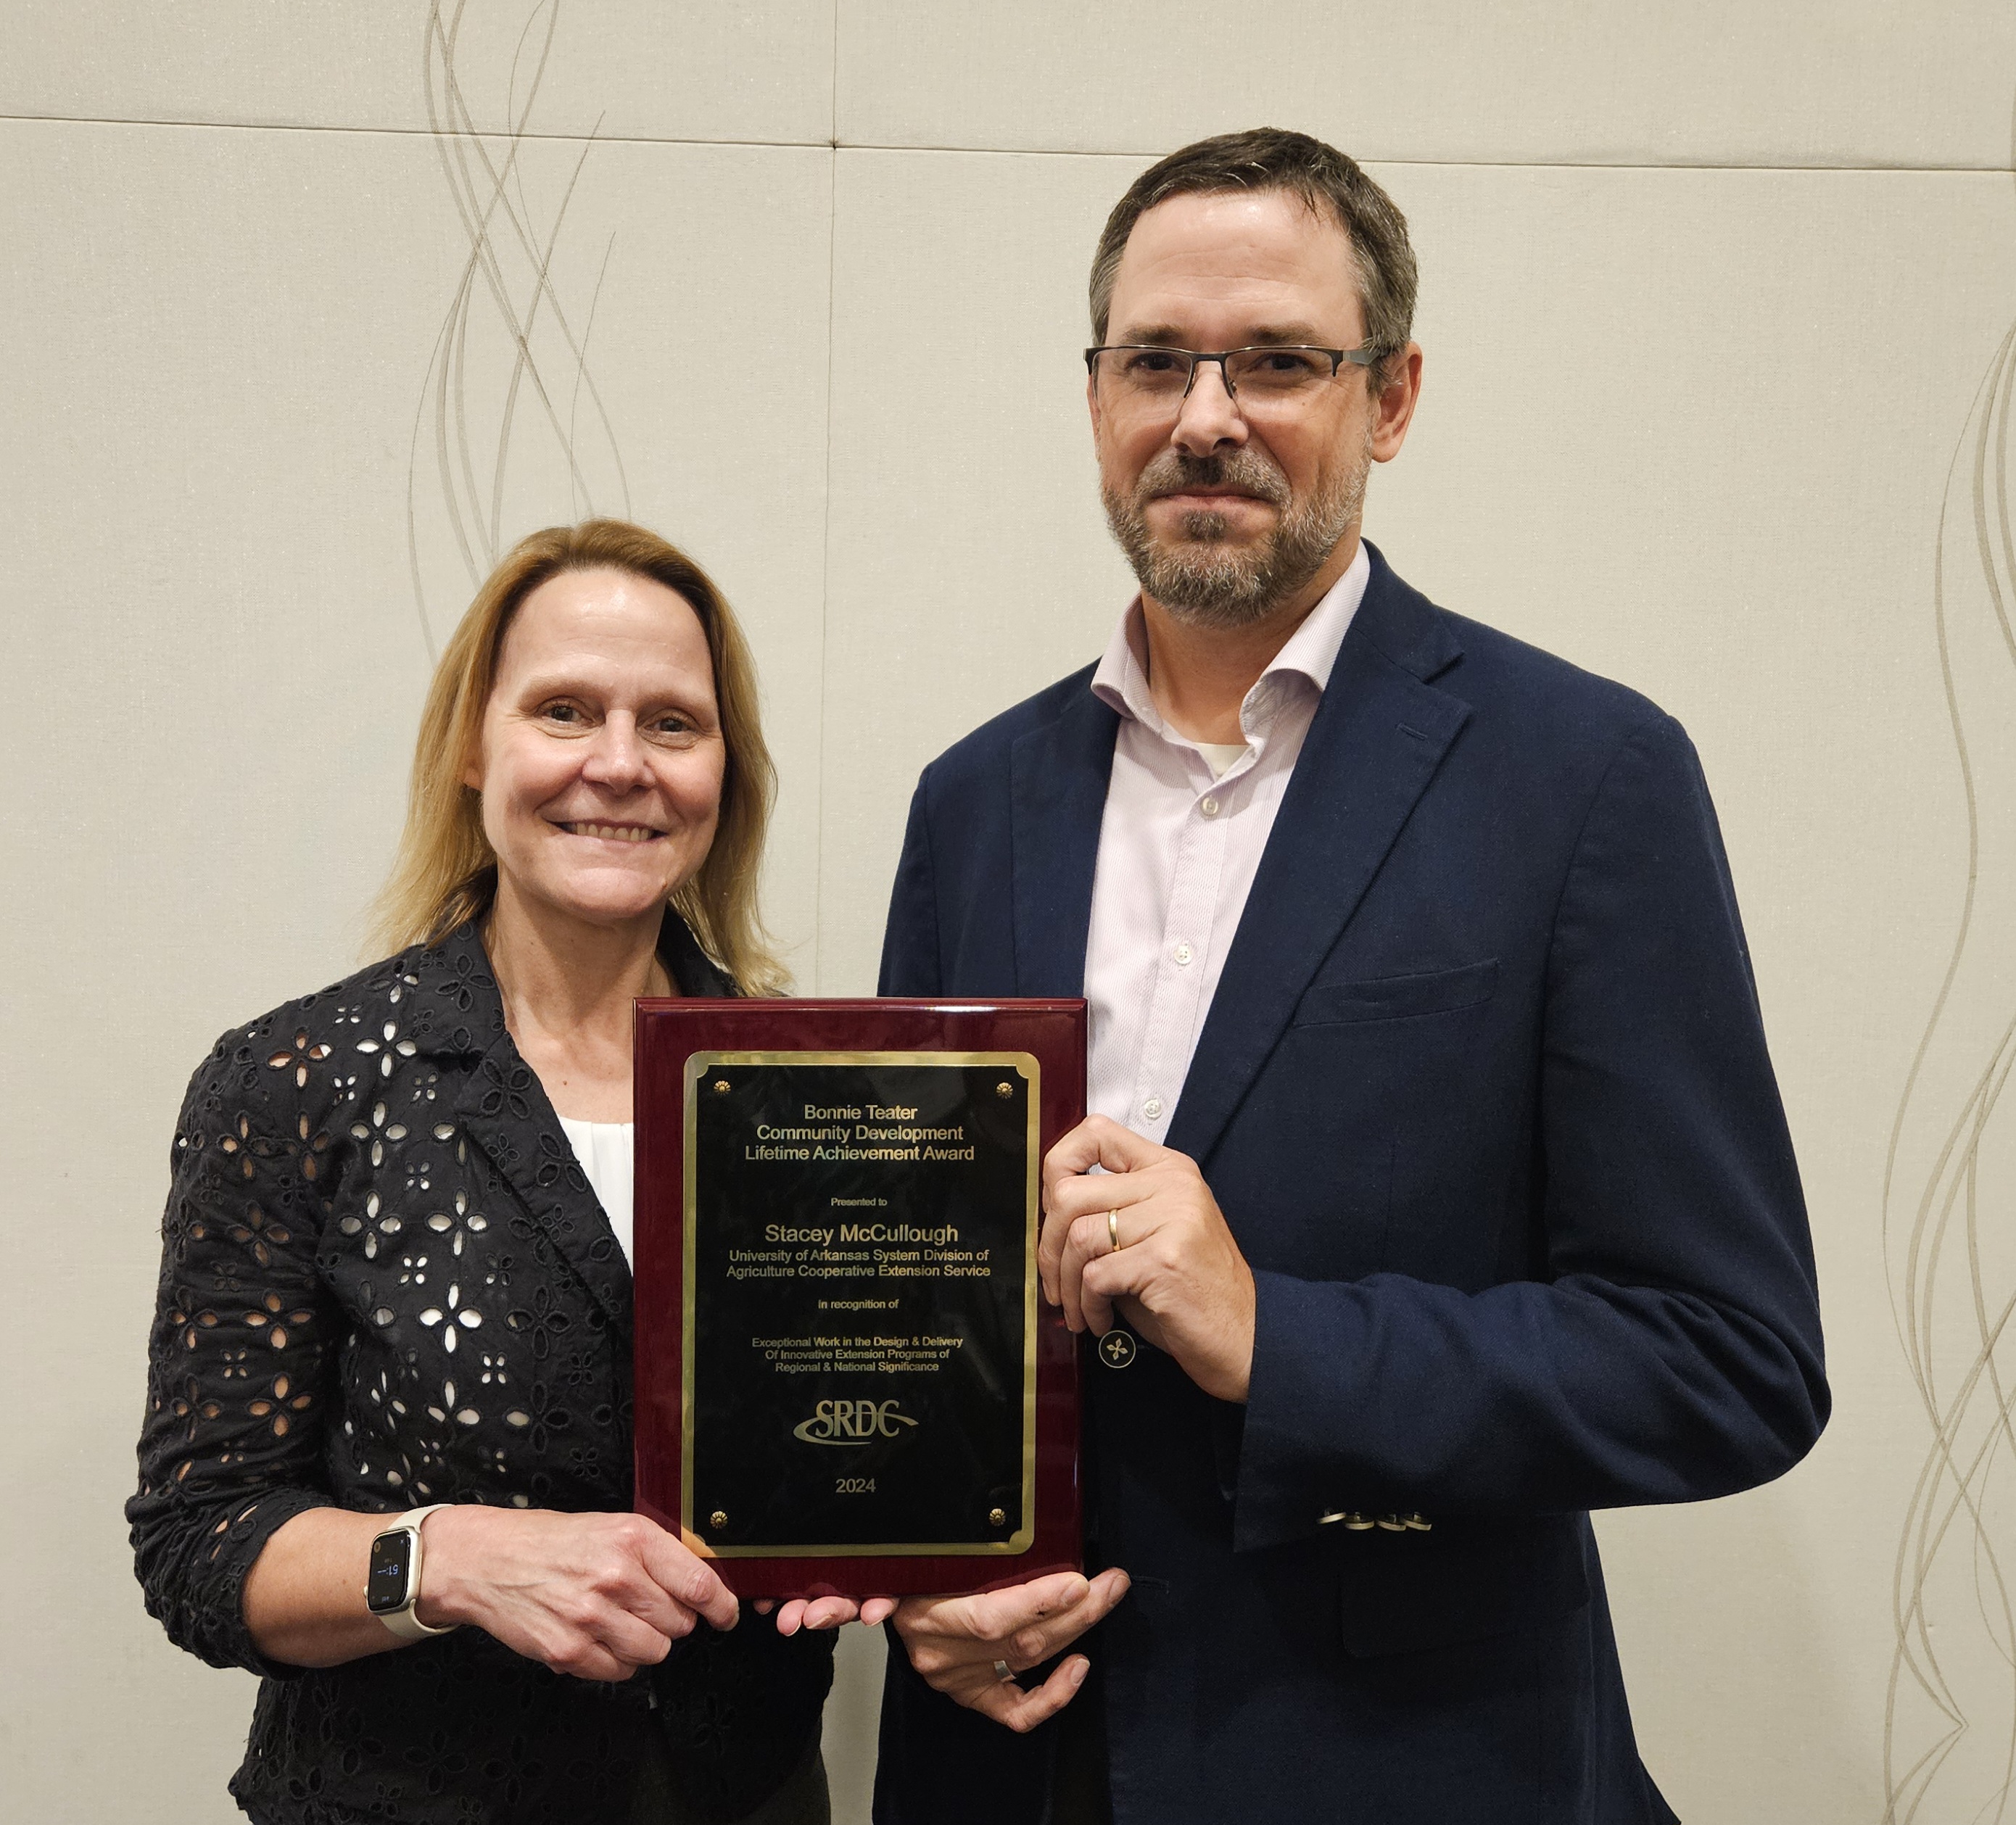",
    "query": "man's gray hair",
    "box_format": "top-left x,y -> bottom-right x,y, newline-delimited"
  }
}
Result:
1088,128 -> 1418,391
